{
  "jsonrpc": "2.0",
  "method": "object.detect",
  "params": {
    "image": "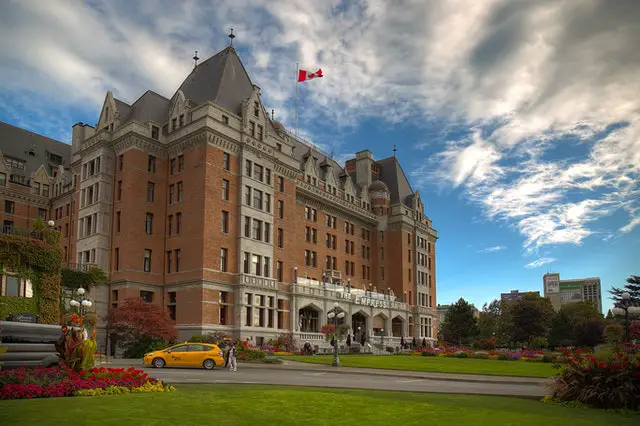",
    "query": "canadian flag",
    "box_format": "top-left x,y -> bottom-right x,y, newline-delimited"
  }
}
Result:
298,68 -> 323,82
